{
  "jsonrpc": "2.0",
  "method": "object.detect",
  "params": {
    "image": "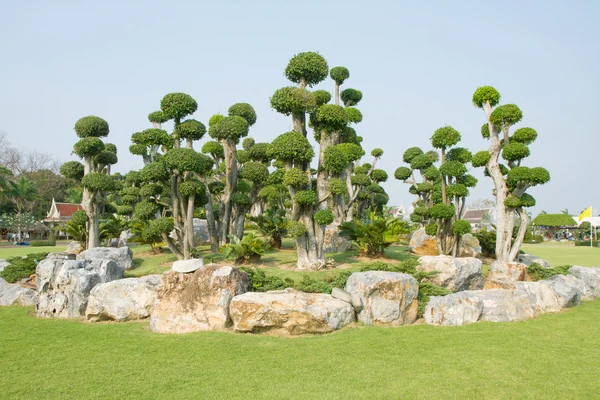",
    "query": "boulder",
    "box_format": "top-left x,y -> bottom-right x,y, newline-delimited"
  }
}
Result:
424,291 -> 484,326
47,252 -> 77,261
0,277 -> 37,306
230,289 -> 355,335
323,223 -> 351,253
476,289 -> 537,323
172,258 -> 204,273
77,247 -> 133,273
483,278 -> 517,290
331,288 -> 352,303
458,234 -> 482,258
489,261 -> 528,282
150,265 -> 248,333
0,259 -> 9,273
544,274 -> 584,307
417,255 -> 483,291
519,253 -> 551,269
344,271 -> 419,325
515,281 -> 561,313
568,266 -> 600,300
65,241 -> 84,255
85,275 -> 162,322
118,230 -> 133,247
409,227 -> 438,256
193,218 -> 210,244
36,258 -> 120,318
